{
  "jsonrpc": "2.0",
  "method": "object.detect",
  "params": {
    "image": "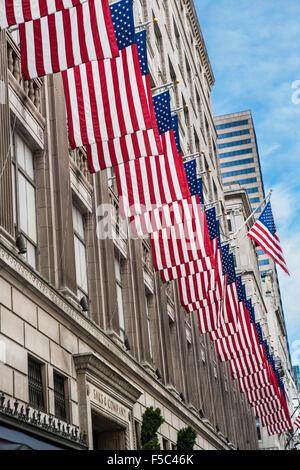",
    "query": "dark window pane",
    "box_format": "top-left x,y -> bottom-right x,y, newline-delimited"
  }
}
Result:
28,357 -> 45,411
54,372 -> 67,420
